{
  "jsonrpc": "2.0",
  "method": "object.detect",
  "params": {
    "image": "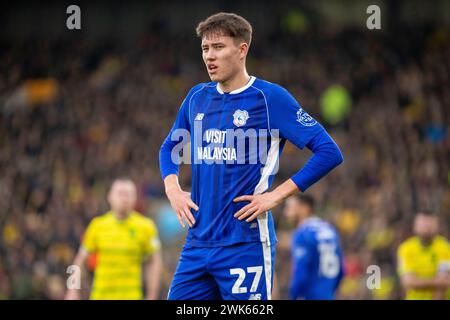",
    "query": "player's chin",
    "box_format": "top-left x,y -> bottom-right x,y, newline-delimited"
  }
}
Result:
208,73 -> 223,82
208,74 -> 219,82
